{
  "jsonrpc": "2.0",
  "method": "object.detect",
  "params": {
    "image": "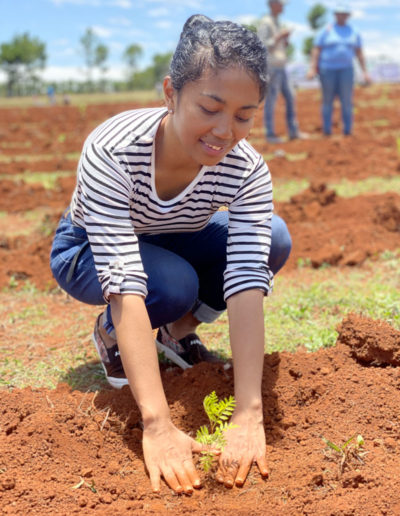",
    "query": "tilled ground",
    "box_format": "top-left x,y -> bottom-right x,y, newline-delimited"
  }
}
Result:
1,315 -> 400,515
0,85 -> 399,514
